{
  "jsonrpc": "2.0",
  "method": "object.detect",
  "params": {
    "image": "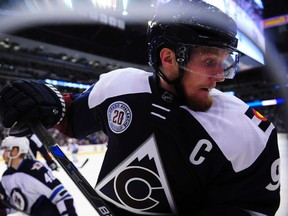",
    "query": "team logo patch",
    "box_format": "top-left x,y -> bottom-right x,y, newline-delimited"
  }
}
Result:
245,107 -> 272,132
11,188 -> 27,211
95,135 -> 177,215
31,161 -> 43,170
107,101 -> 132,134
252,109 -> 267,121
